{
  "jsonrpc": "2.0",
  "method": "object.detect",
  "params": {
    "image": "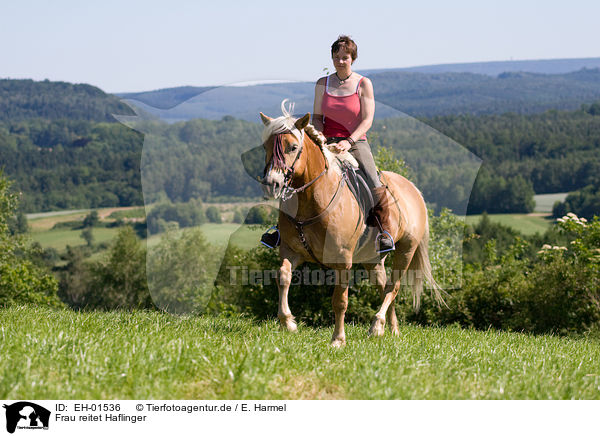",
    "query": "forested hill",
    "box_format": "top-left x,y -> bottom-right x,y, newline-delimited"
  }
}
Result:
374,68 -> 600,116
117,68 -> 600,119
0,79 -> 134,122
